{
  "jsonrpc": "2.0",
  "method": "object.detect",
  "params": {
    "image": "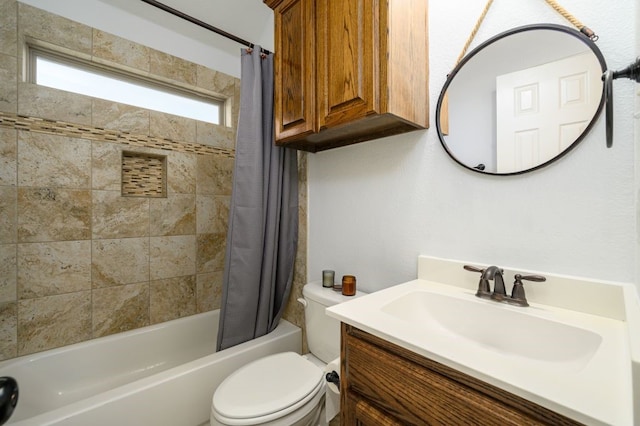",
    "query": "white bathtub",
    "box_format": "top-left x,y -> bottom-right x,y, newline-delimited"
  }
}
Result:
0,310 -> 301,426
